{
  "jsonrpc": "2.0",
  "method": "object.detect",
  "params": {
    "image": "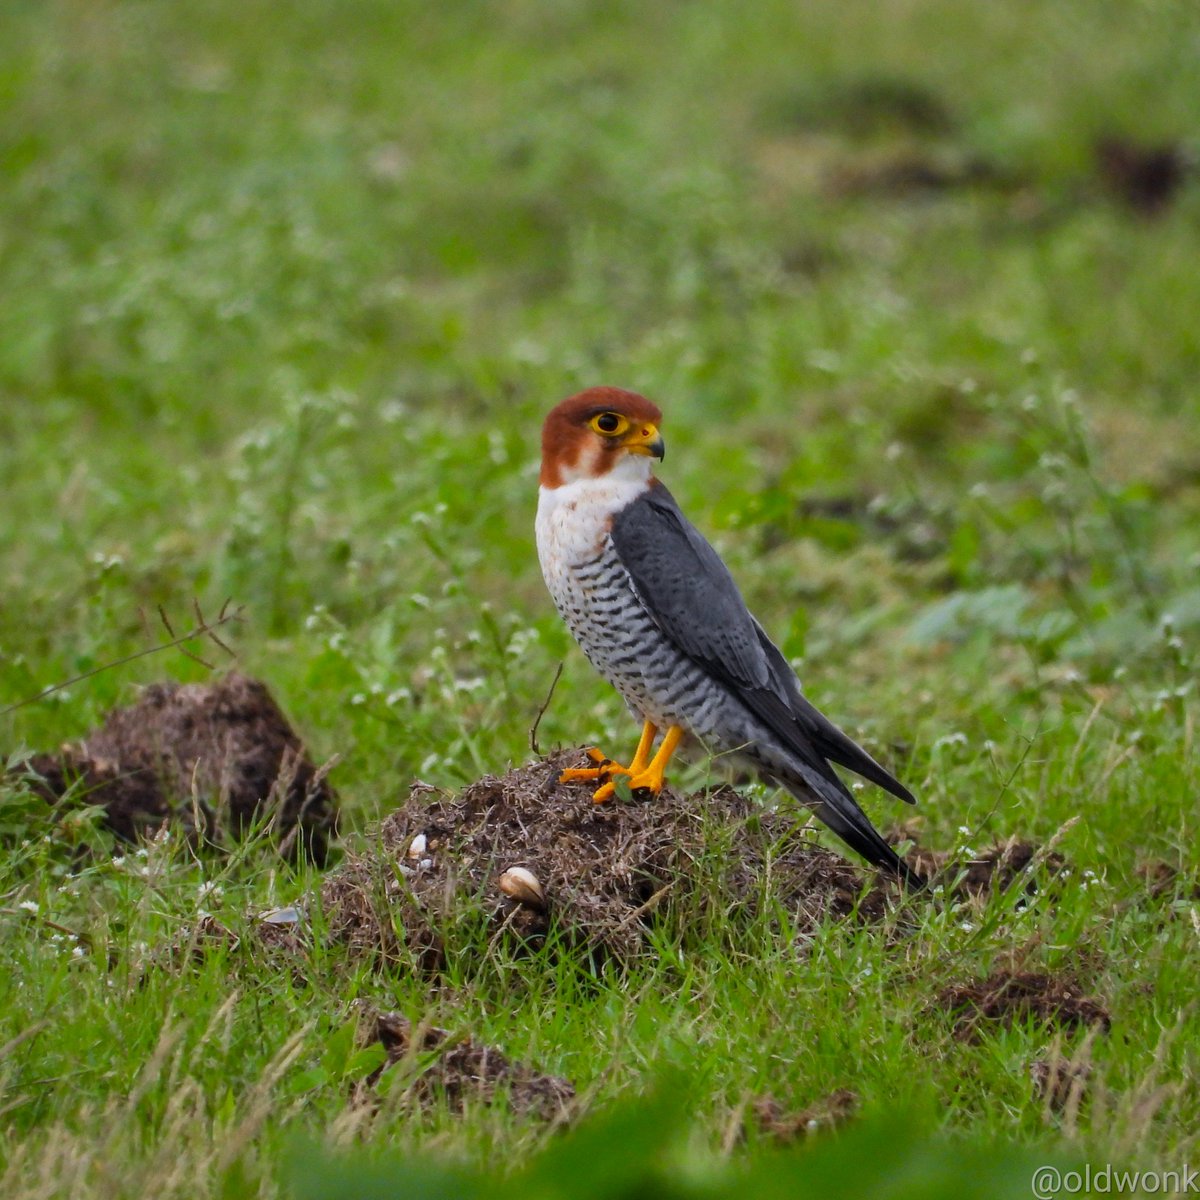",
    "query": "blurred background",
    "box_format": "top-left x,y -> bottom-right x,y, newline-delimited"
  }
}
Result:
2,0 -> 1198,830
